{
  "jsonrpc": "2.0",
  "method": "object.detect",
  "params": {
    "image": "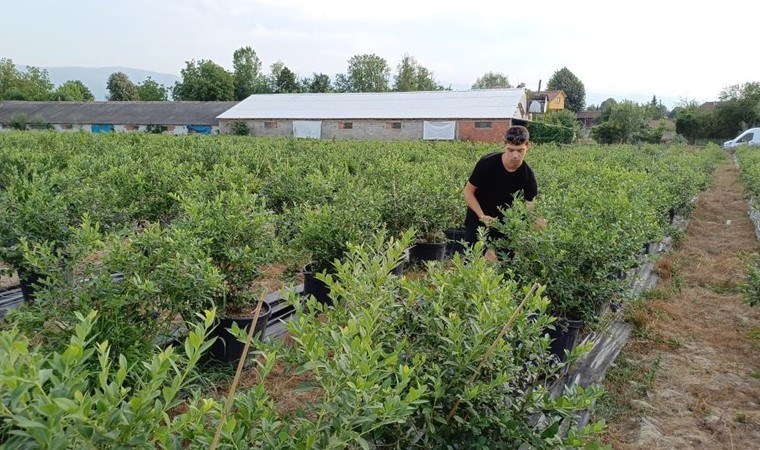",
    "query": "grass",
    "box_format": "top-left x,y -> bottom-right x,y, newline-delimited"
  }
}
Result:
595,353 -> 663,423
